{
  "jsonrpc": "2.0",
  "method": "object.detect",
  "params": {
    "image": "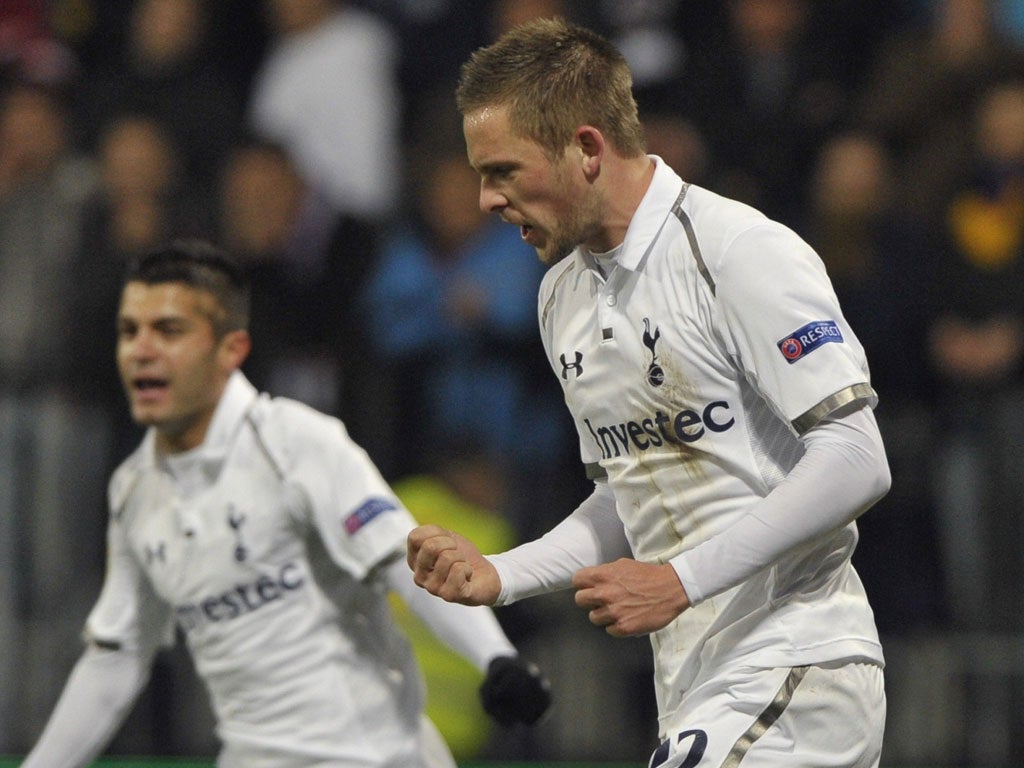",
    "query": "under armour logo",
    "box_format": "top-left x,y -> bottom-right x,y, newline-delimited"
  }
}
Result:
228,505 -> 248,562
642,318 -> 664,386
145,542 -> 166,565
560,351 -> 584,379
